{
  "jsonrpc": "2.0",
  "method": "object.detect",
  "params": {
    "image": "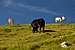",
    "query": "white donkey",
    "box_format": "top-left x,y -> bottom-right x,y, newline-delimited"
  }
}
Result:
55,16 -> 65,23
8,16 -> 14,26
